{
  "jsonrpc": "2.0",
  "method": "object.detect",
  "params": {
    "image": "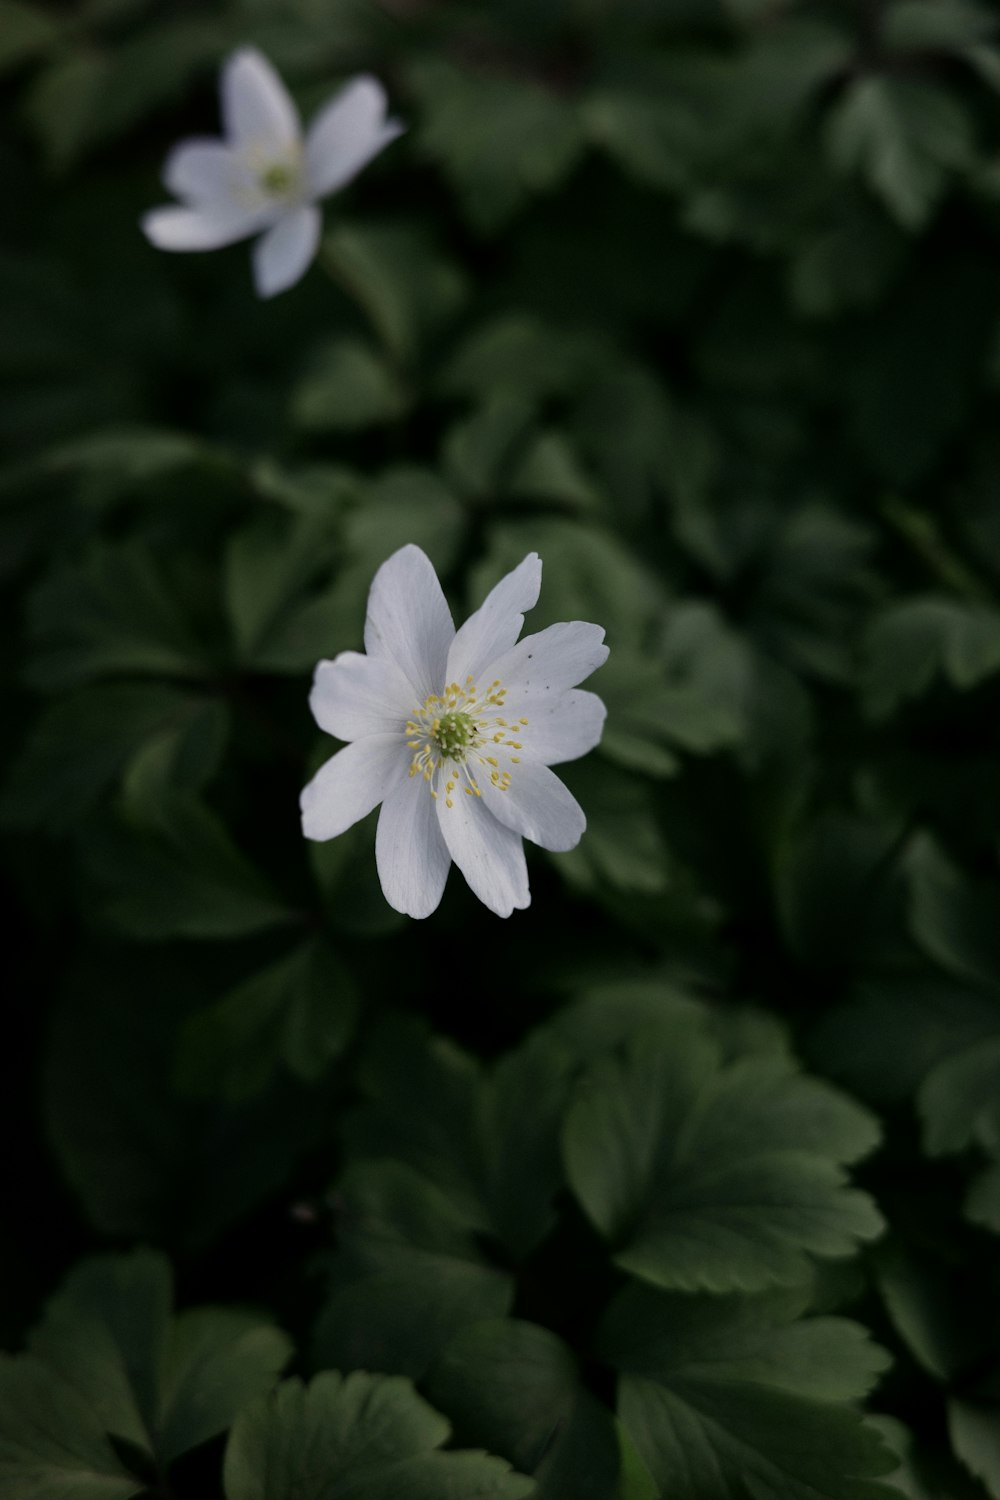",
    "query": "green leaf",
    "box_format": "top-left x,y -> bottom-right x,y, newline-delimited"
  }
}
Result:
223,510 -> 340,664
542,979 -> 790,1071
826,77 -> 973,230
313,1159 -> 514,1379
24,50 -> 109,169
426,1320 -> 629,1500
563,1018 -> 883,1293
321,222 -> 468,365
177,939 -> 360,1101
25,541 -> 211,690
289,337 -> 408,431
789,202 -> 906,320
44,952 -> 327,1248
348,1021 -> 573,1261
654,603 -> 813,767
25,426 -> 225,495
774,810 -> 902,969
443,396 -> 535,497
555,760 -> 671,896
809,975 -> 1000,1105
967,1164 -> 1000,1233
0,1250 -> 290,1496
583,85 -> 705,192
874,1242 -> 989,1384
507,430 -> 603,512
0,683 -> 206,832
599,1282 -> 897,1500
0,1354 -> 138,1500
919,1038 -> 1000,1157
904,833 -> 1000,991
593,650 -> 681,779
861,597 -> 1000,719
408,56 -> 583,230
223,1371 -> 535,1500
315,1024 -> 572,1378
883,0 -> 997,53
437,315 -> 605,405
949,1397 -> 1000,1500
88,793 -> 292,941
0,0 -> 60,75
